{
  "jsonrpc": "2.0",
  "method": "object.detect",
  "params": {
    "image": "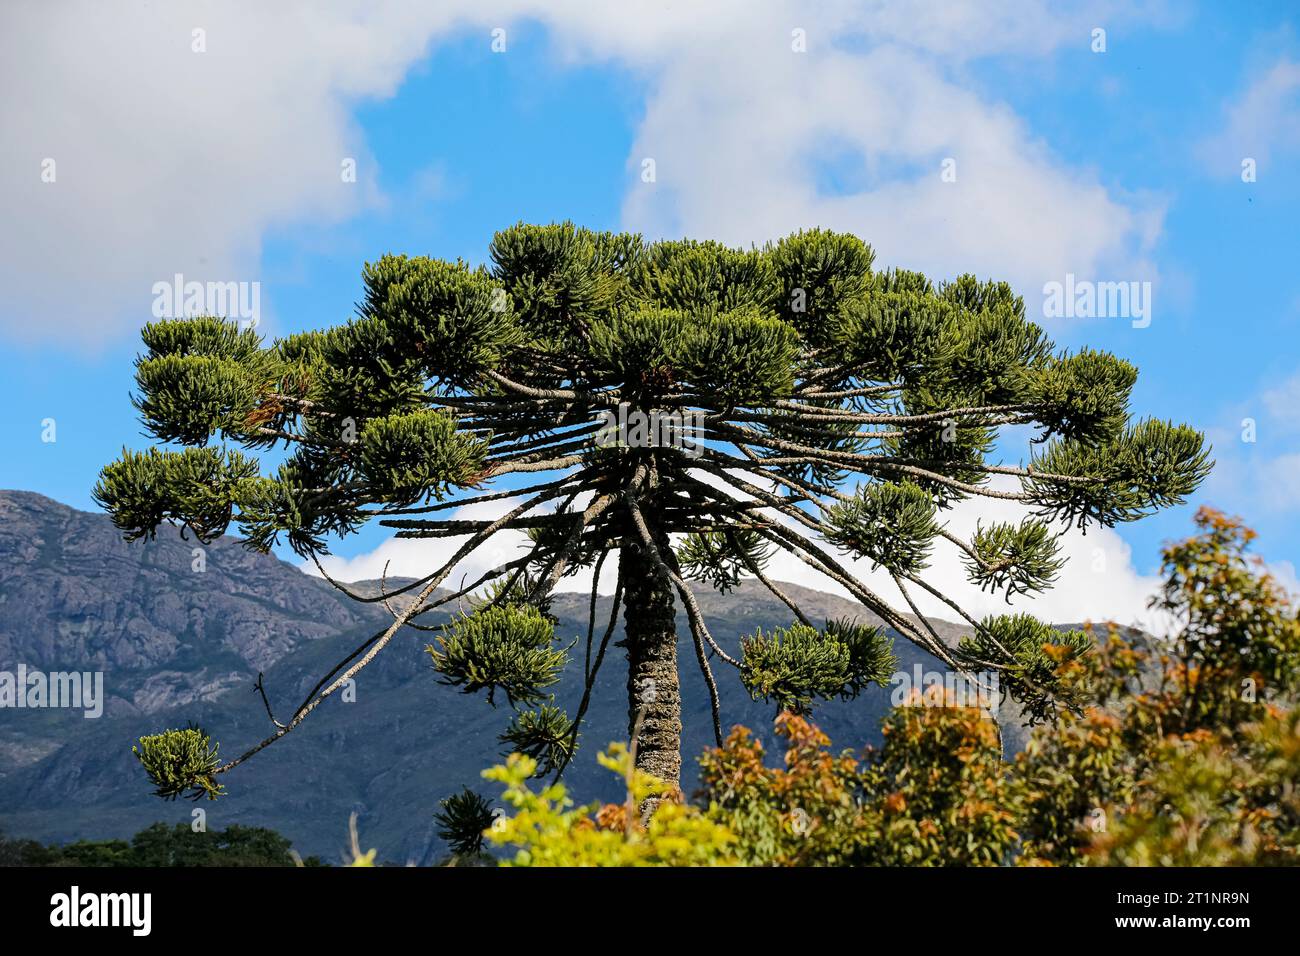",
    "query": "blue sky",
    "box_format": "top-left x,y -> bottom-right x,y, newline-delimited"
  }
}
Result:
2,1 -> 1298,625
